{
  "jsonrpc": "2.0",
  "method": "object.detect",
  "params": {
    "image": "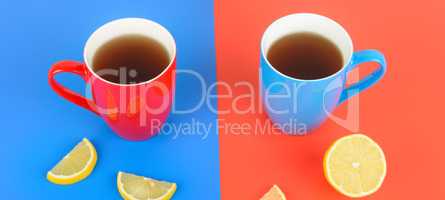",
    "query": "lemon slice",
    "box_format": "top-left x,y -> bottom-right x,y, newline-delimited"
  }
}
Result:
260,185 -> 286,200
323,134 -> 387,198
117,171 -> 177,200
47,138 -> 97,185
